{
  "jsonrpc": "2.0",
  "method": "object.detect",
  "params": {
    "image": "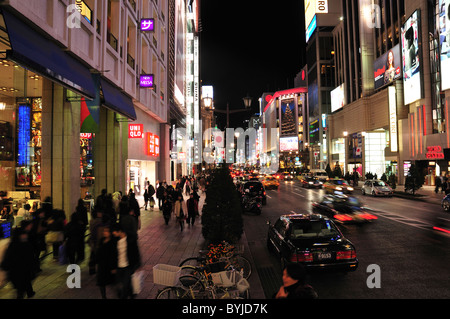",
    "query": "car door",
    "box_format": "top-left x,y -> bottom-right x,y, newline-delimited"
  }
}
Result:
269,219 -> 287,254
